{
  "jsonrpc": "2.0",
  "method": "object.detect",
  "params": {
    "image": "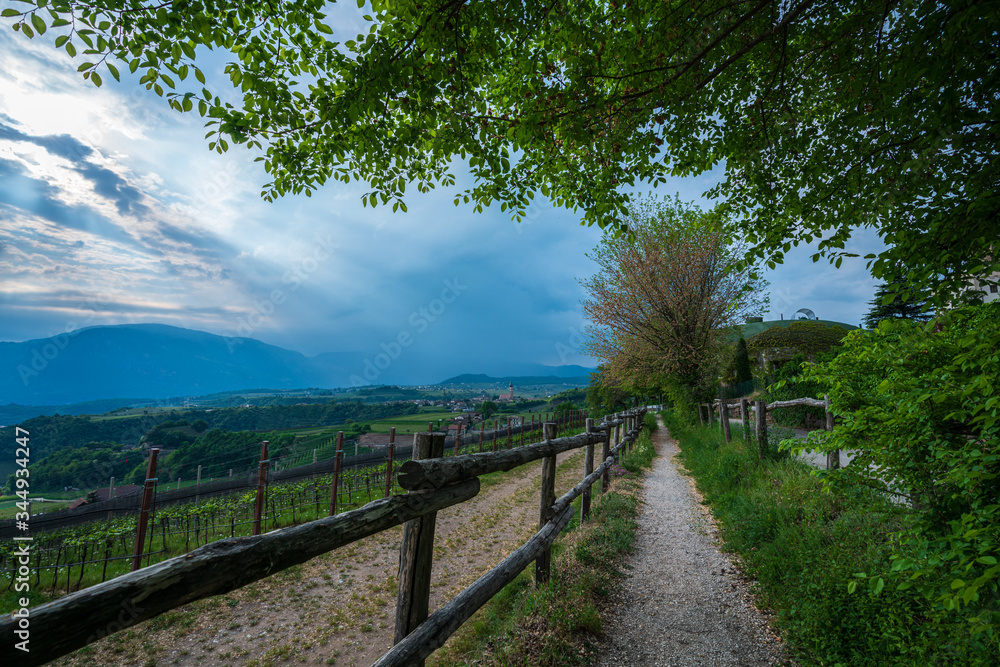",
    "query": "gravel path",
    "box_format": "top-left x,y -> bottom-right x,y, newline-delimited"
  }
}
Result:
593,418 -> 790,666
